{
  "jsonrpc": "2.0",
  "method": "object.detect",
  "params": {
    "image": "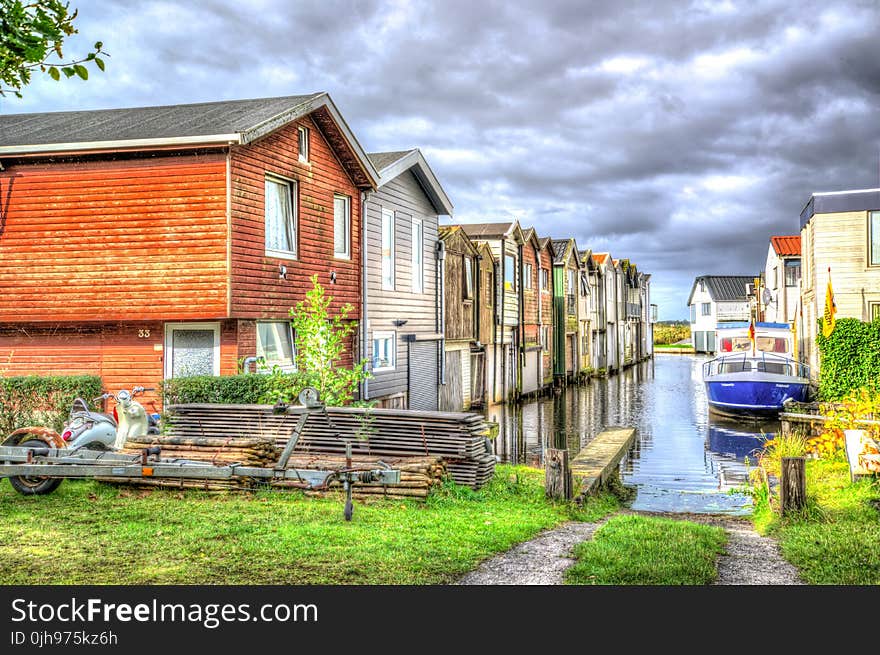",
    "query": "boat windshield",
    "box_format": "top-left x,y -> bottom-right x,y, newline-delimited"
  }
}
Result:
720,336 -> 788,353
